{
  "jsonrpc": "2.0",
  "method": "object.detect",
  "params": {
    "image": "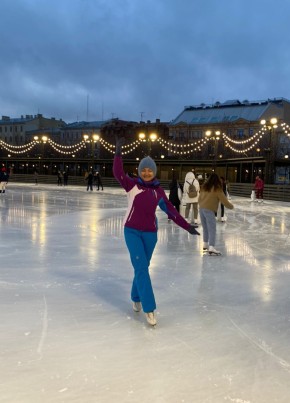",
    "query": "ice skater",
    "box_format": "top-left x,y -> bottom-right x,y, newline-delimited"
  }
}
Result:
0,167 -> 9,194
94,171 -> 103,190
254,175 -> 264,203
198,173 -> 234,256
183,171 -> 200,225
113,137 -> 199,326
